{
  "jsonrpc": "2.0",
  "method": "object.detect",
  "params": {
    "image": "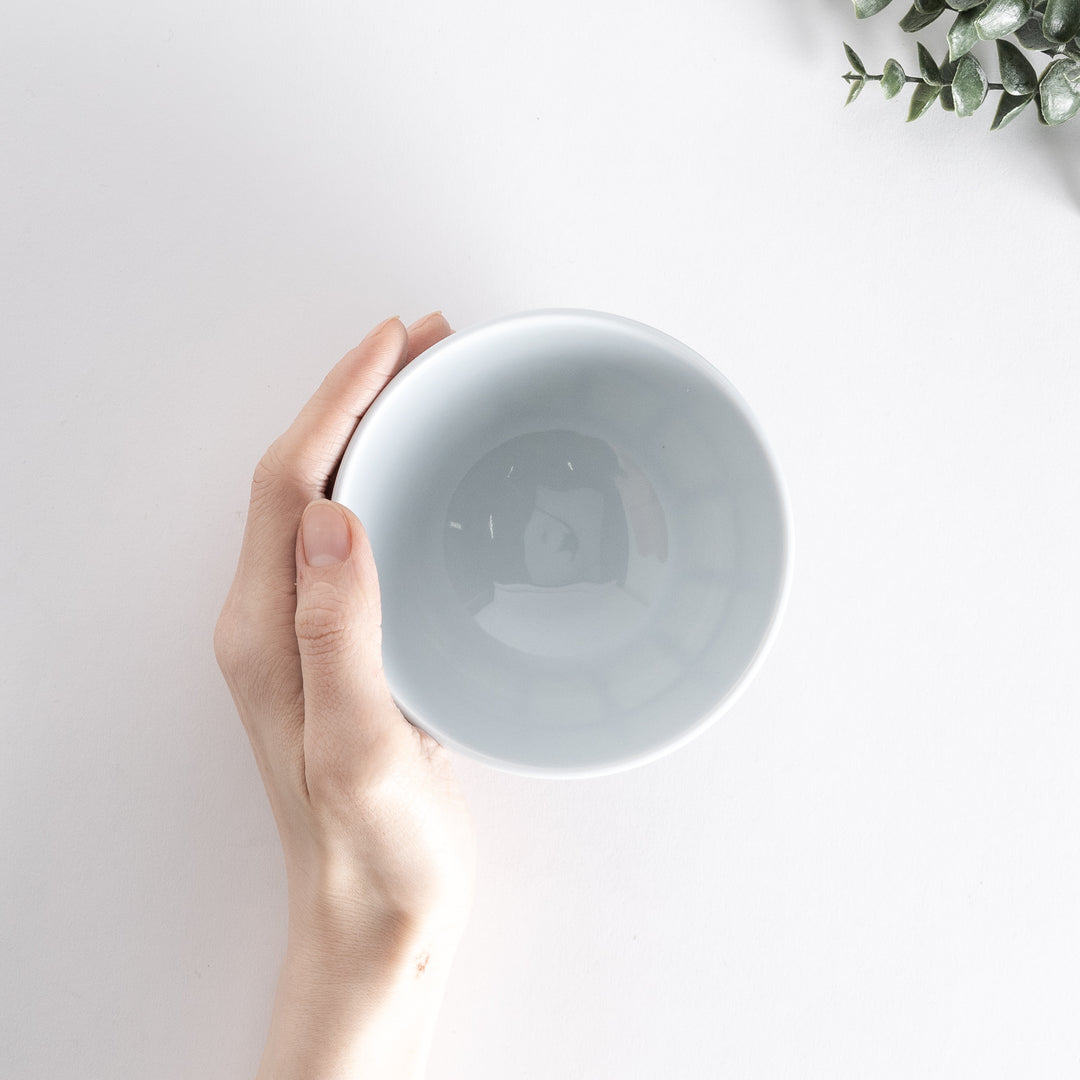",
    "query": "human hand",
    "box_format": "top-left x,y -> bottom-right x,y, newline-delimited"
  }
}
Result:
214,313 -> 477,1079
